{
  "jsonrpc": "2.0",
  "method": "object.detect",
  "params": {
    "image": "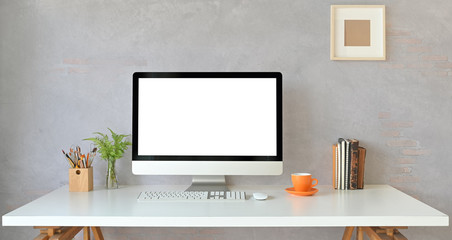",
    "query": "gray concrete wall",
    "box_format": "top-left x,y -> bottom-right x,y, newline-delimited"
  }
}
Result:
1,0 -> 451,239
